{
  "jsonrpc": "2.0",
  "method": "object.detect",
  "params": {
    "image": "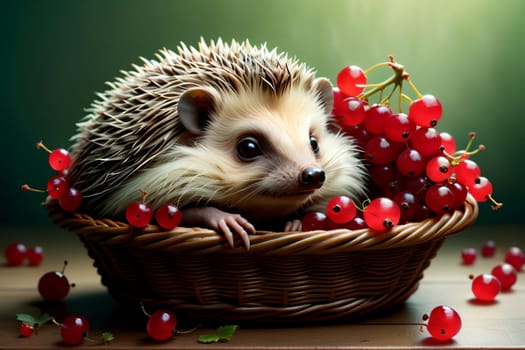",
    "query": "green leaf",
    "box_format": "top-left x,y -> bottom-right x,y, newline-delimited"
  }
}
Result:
198,334 -> 221,343
16,313 -> 37,326
16,313 -> 54,328
215,325 -> 238,341
102,332 -> 115,343
198,325 -> 238,344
